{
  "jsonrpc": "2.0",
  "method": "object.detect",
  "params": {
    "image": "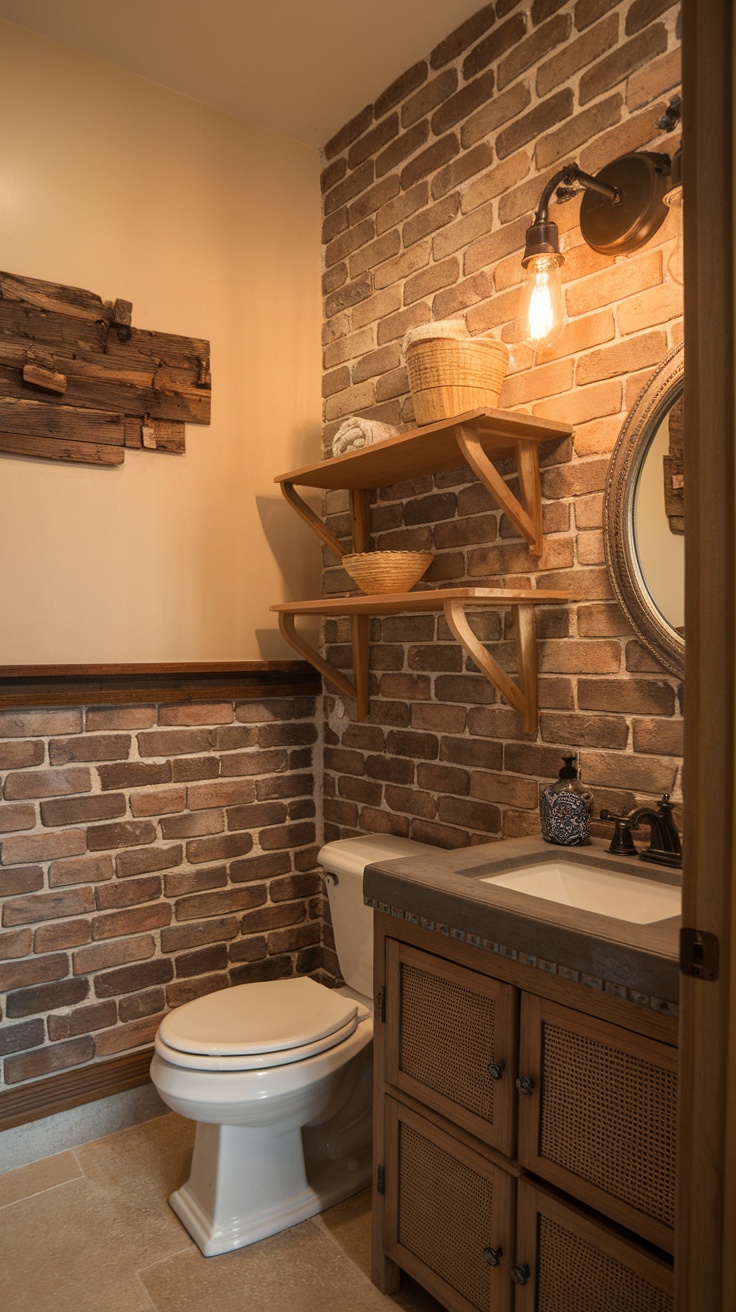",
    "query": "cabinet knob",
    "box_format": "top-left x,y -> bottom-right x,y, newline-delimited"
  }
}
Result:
482,1246 -> 503,1267
516,1075 -> 535,1096
487,1060 -> 505,1081
511,1263 -> 531,1286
